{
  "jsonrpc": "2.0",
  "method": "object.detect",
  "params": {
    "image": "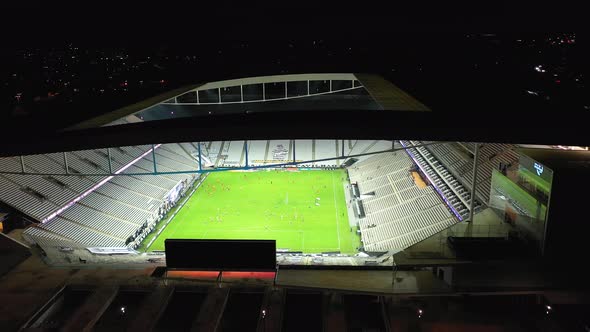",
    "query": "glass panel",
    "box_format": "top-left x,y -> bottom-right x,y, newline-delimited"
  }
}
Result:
220,85 -> 241,102
176,91 -> 197,103
331,79 -> 353,91
242,83 -> 263,101
197,88 -> 220,103
309,80 -> 330,94
264,82 -> 285,99
287,81 -> 308,97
